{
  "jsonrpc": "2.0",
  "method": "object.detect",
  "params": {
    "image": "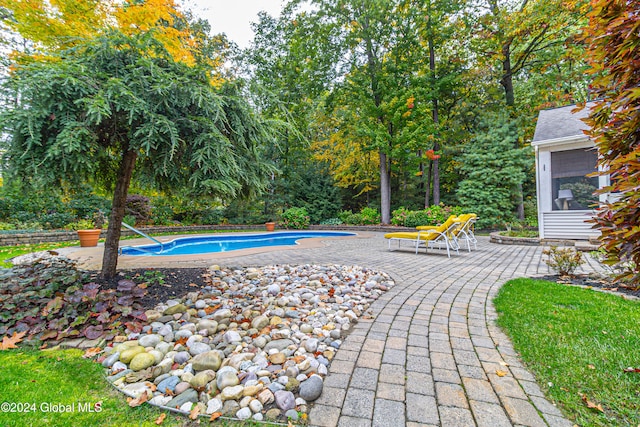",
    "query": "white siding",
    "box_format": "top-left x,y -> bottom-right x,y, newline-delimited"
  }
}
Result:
542,211 -> 599,239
